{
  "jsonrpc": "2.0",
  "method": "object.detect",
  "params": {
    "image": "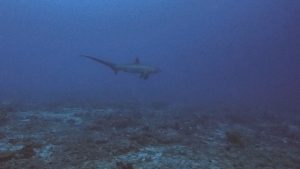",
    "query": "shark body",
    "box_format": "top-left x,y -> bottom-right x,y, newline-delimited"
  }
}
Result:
81,55 -> 160,79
